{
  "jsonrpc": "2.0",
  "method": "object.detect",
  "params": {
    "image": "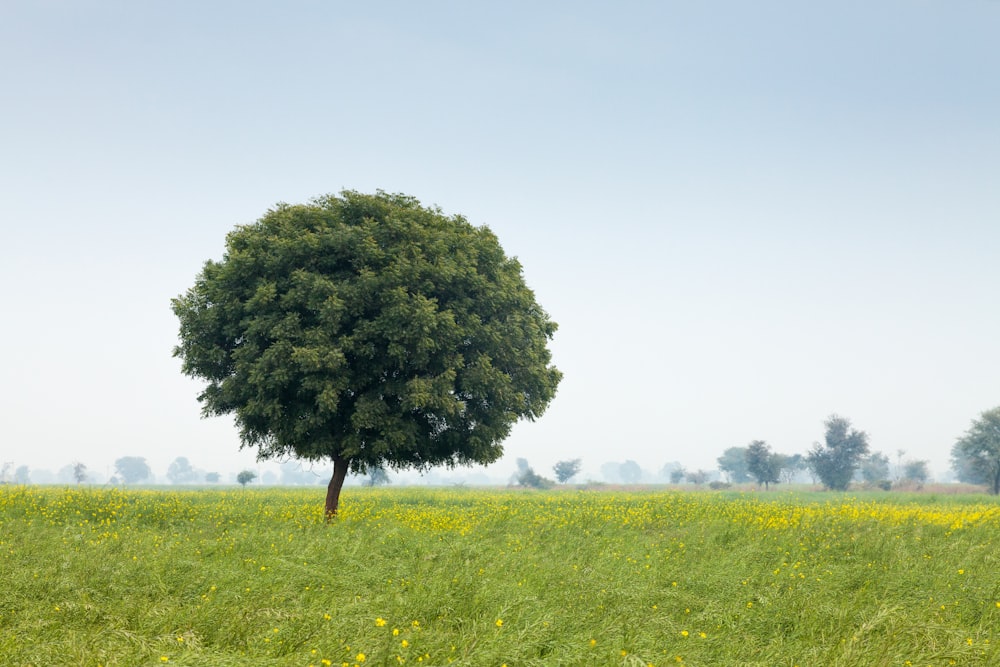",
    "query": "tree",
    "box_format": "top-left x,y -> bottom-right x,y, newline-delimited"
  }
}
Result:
745,440 -> 780,490
858,452 -> 890,486
717,447 -> 750,484
553,459 -> 582,484
364,466 -> 391,487
14,465 -> 30,484
205,472 -> 221,483
237,470 -> 257,487
669,468 -> 686,485
777,453 -> 806,484
619,460 -> 642,485
951,406 -> 1000,494
807,415 -> 870,491
72,462 -> 87,485
114,457 -> 151,485
901,460 -> 929,485
172,191 -> 561,518
514,458 -> 552,489
686,469 -> 709,485
167,456 -> 199,484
